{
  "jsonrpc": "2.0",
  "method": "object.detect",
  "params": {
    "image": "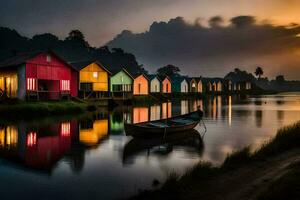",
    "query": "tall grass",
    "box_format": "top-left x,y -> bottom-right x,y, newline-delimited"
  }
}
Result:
133,121 -> 300,199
